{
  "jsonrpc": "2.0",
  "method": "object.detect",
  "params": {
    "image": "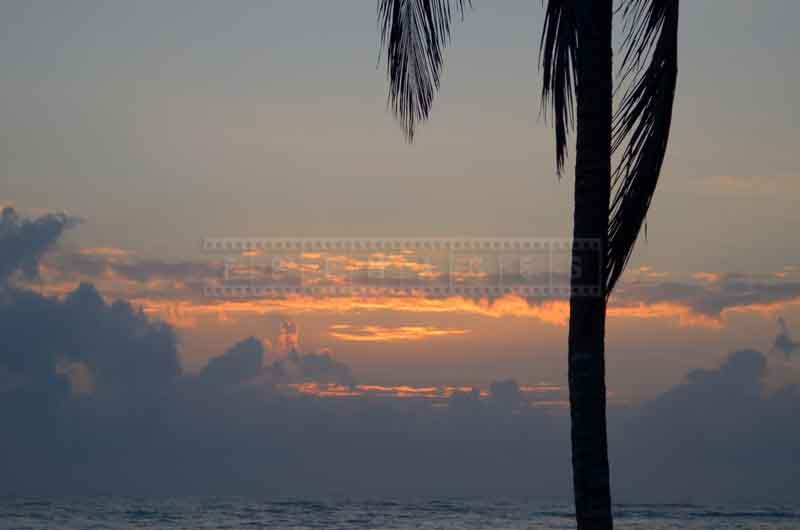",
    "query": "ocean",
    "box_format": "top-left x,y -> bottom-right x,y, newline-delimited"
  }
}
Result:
1,498 -> 798,530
